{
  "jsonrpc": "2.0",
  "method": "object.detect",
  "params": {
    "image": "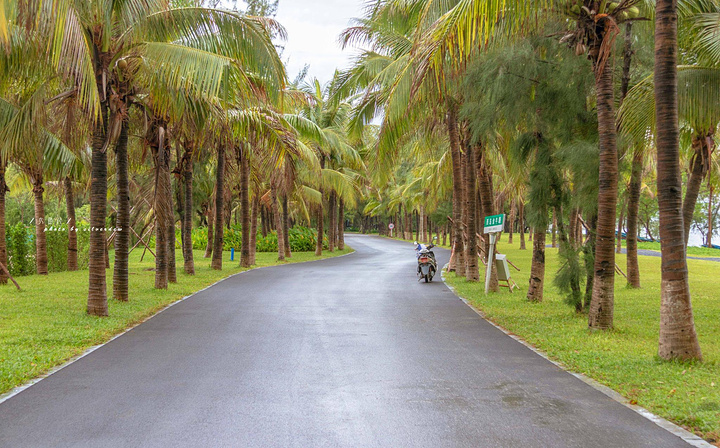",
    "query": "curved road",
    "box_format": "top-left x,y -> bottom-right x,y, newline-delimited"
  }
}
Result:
0,235 -> 694,447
